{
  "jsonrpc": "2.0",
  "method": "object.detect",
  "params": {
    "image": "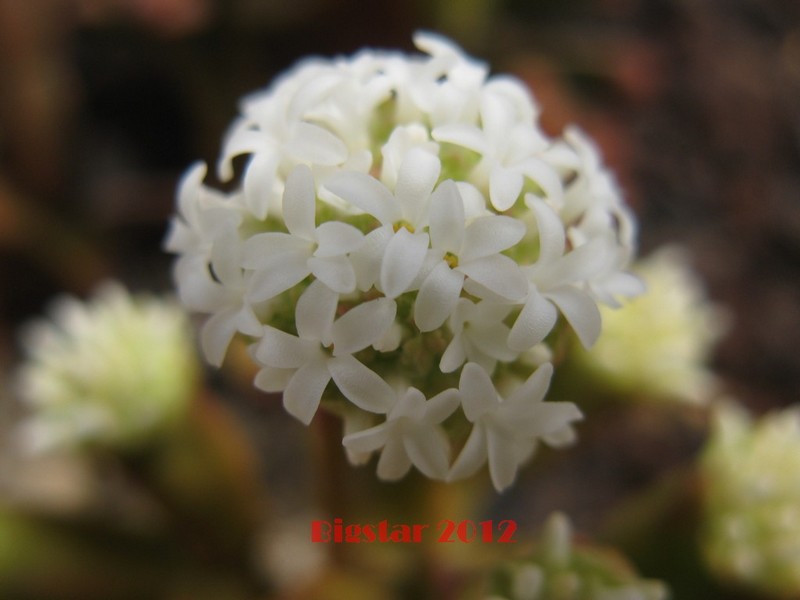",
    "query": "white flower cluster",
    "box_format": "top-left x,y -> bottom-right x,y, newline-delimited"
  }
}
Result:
165,32 -> 642,491
17,283 -> 197,452
701,403 -> 800,597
